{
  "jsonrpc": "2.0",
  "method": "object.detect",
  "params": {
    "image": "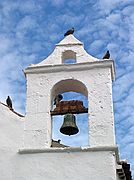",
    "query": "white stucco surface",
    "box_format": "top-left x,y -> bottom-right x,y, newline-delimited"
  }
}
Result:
0,35 -> 122,180
0,103 -> 24,149
17,150 -> 117,180
0,104 -> 117,180
24,61 -> 115,149
0,103 -> 118,180
29,35 -> 99,66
